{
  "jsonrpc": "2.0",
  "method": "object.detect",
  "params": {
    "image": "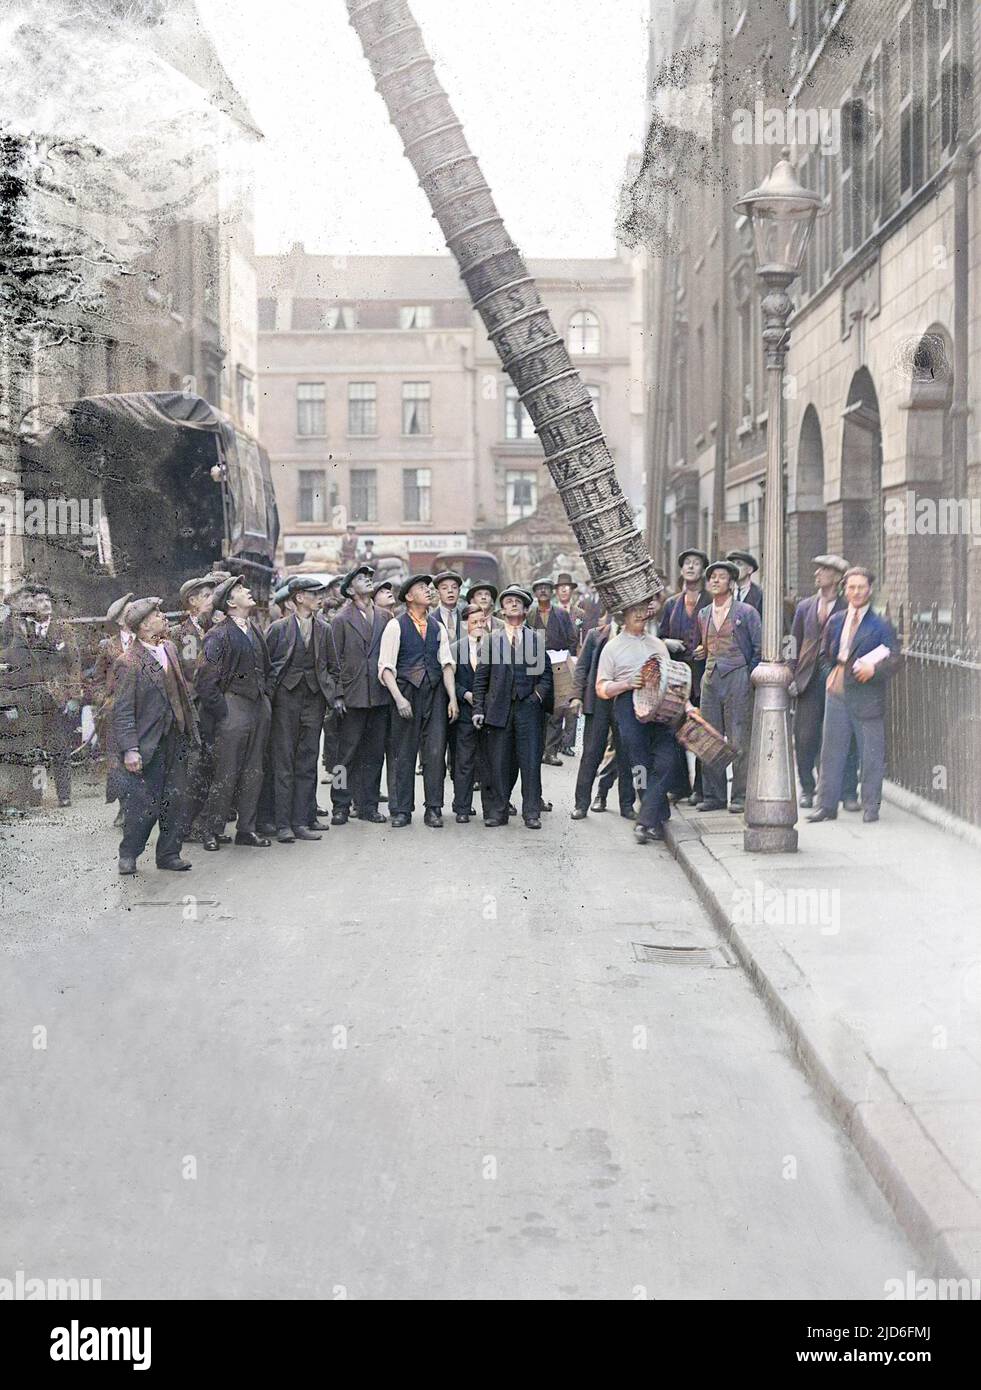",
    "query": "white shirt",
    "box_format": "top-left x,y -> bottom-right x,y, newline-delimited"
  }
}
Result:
378,614 -> 454,679
438,604 -> 460,641
838,604 -> 870,662
596,631 -> 669,688
139,639 -> 169,670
